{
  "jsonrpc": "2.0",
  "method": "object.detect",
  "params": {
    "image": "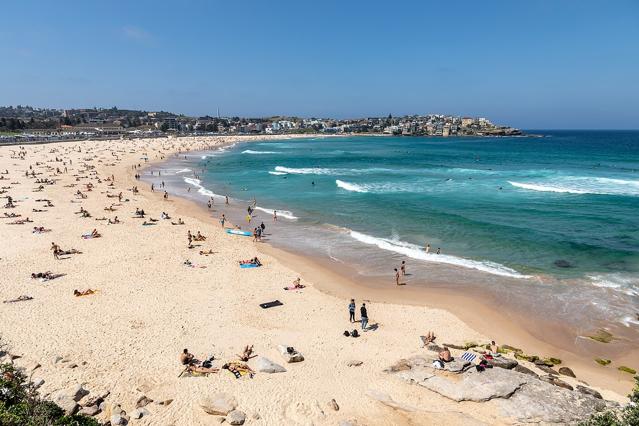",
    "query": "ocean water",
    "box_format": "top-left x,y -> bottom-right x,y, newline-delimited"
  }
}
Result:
153,131 -> 639,340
